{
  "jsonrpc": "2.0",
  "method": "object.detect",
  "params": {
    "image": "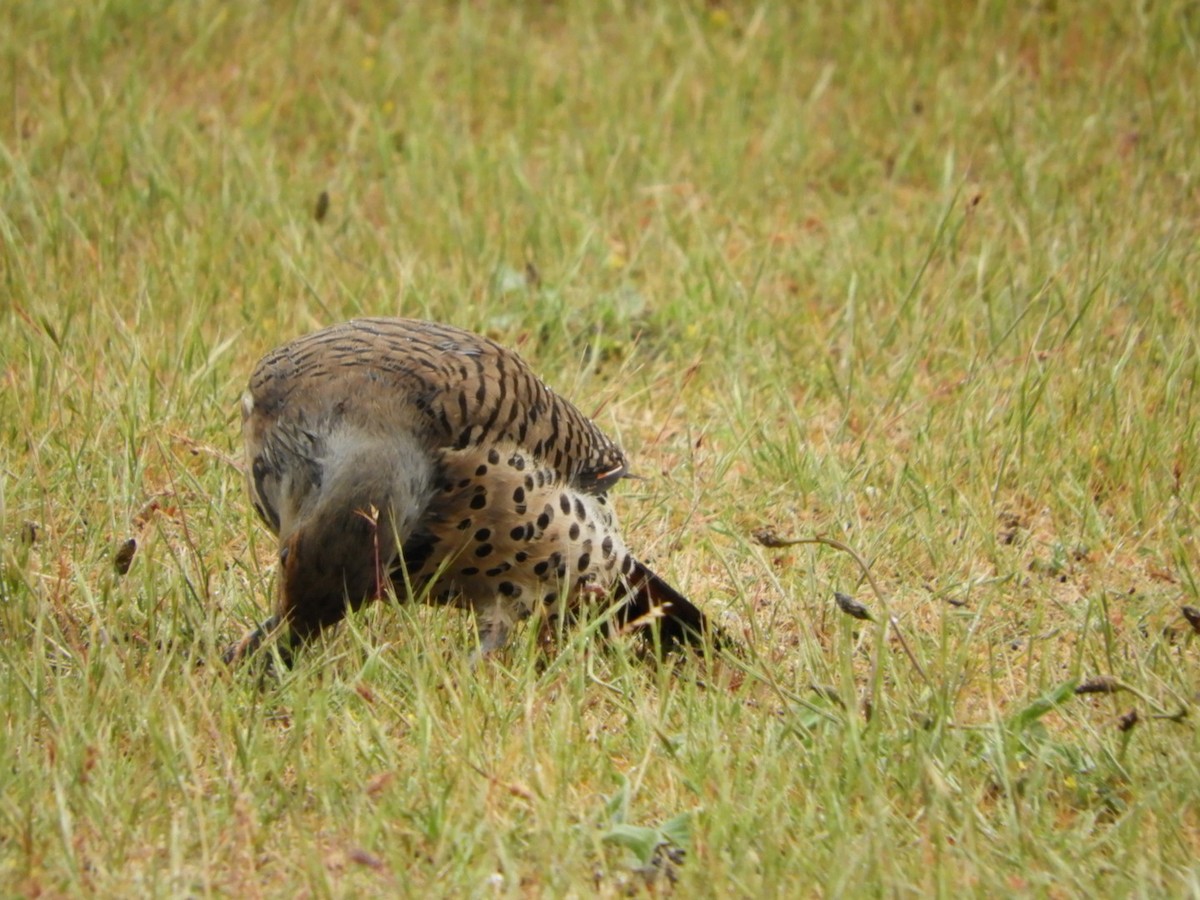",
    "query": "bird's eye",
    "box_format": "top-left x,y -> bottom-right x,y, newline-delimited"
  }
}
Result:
279,545 -> 290,564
